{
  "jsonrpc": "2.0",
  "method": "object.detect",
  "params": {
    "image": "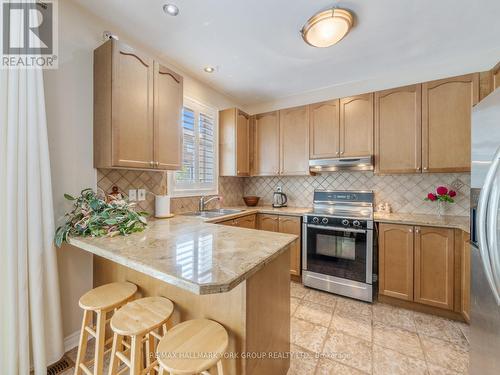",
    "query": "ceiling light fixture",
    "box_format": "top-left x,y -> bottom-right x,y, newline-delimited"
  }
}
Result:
204,66 -> 215,73
163,3 -> 179,16
301,8 -> 353,48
